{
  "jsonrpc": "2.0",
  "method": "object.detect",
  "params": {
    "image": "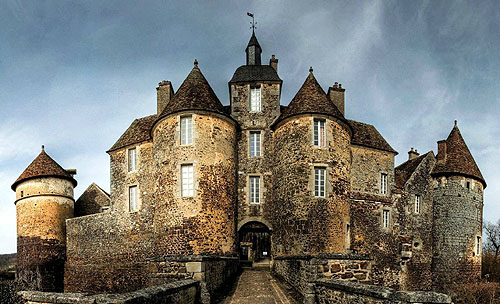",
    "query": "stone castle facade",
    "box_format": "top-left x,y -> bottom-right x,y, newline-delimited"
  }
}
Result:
11,30 -> 485,301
